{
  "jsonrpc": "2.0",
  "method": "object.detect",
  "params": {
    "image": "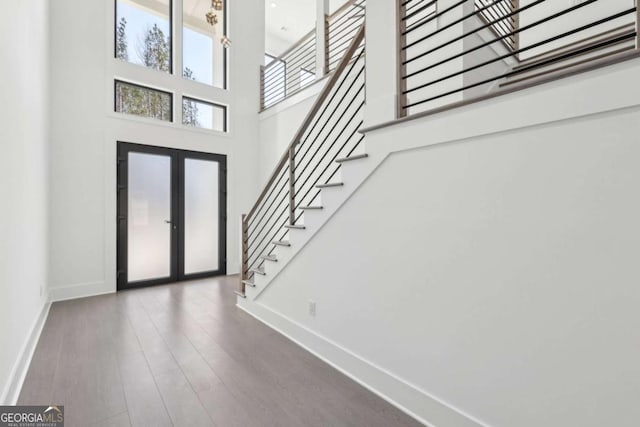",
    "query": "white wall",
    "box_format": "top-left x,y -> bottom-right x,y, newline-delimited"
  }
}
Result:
0,0 -> 50,403
47,0 -> 264,301
242,58 -> 640,426
266,32 -> 292,57
258,82 -> 325,184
